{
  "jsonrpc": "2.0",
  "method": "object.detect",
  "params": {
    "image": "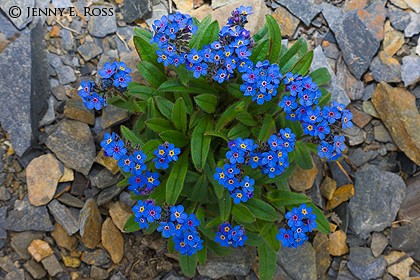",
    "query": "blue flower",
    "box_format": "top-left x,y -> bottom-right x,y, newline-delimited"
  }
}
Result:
322,105 -> 341,124
100,132 -> 115,150
113,71 -> 132,88
285,208 -> 303,228
231,189 -> 248,204
333,135 -> 346,152
115,62 -> 132,74
214,167 -> 227,185
157,221 -> 175,238
279,95 -> 298,113
215,222 -> 247,248
170,205 -> 188,223
276,228 -> 295,248
98,62 -> 116,78
317,141 -> 333,160
84,92 -> 106,110
314,120 -> 330,140
145,171 -> 160,189
78,80 -> 94,98
145,204 -> 162,223
341,109 -> 353,129
106,139 -> 127,160
118,154 -> 134,172
128,174 -> 146,194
